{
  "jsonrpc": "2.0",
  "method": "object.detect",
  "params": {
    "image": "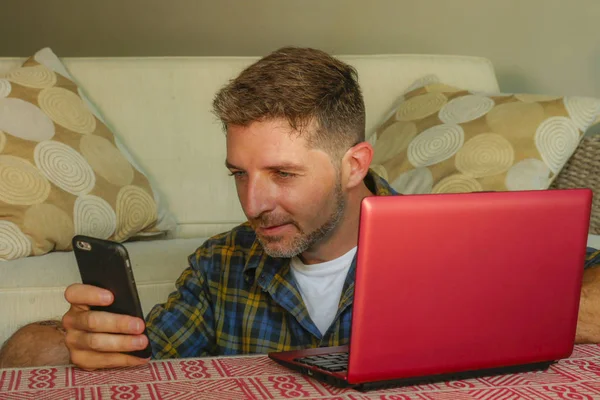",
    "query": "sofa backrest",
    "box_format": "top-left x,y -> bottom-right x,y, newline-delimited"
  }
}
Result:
0,54 -> 500,238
